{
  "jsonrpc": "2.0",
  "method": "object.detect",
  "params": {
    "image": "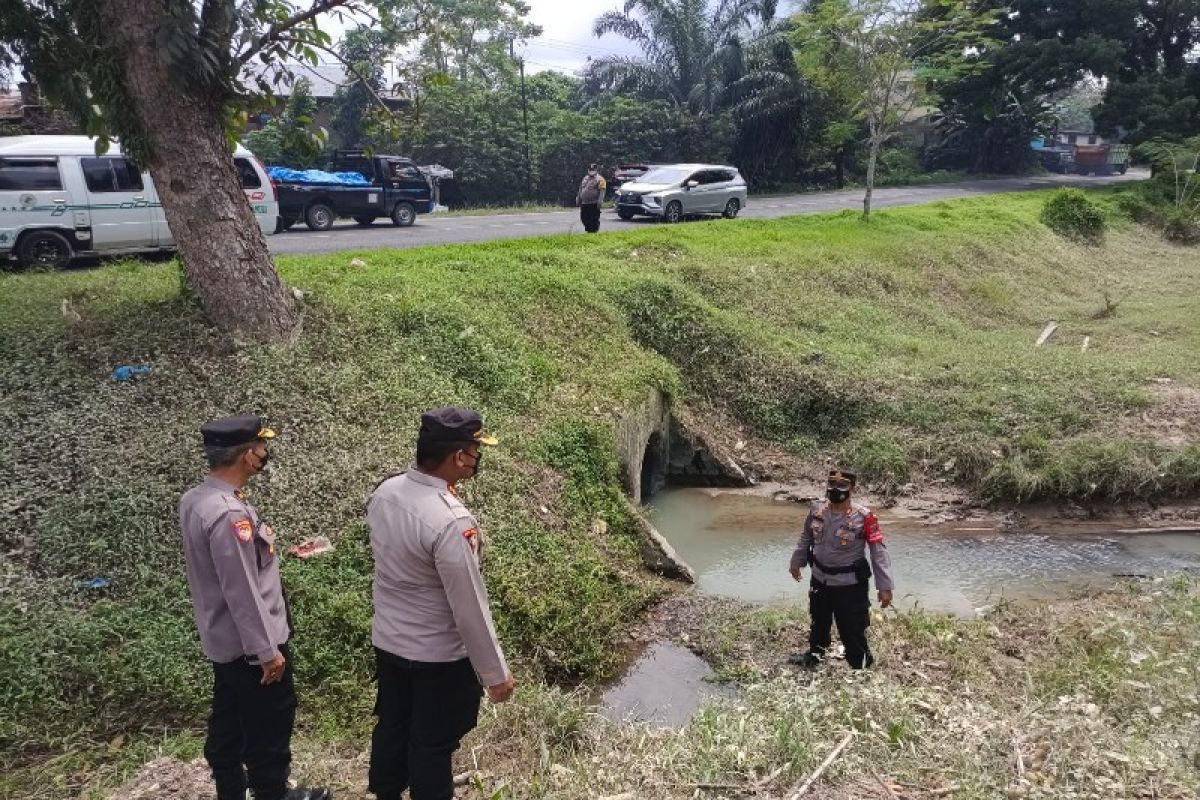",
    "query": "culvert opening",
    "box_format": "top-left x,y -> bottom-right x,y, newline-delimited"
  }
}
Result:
641,432 -> 665,502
